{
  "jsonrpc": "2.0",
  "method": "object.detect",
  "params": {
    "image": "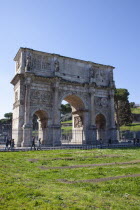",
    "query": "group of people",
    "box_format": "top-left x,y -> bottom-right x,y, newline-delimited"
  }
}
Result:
5,137 -> 15,150
133,138 -> 140,145
31,136 -> 42,150
5,136 -> 42,151
5,136 -> 139,151
97,138 -> 112,148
